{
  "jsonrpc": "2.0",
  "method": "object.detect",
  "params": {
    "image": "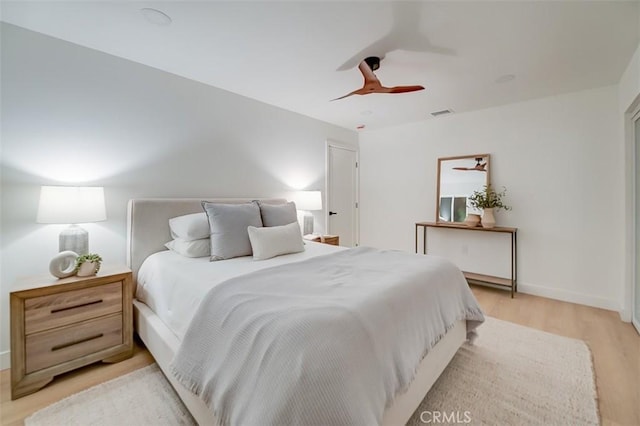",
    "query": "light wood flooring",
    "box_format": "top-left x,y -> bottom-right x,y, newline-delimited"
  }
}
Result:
1,285 -> 638,426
